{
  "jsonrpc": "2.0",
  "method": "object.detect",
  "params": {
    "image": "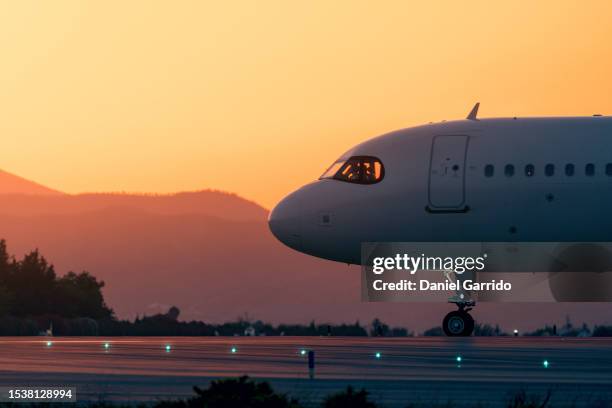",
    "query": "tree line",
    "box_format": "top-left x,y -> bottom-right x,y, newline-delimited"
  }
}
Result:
0,239 -> 412,336
0,239 -> 611,337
